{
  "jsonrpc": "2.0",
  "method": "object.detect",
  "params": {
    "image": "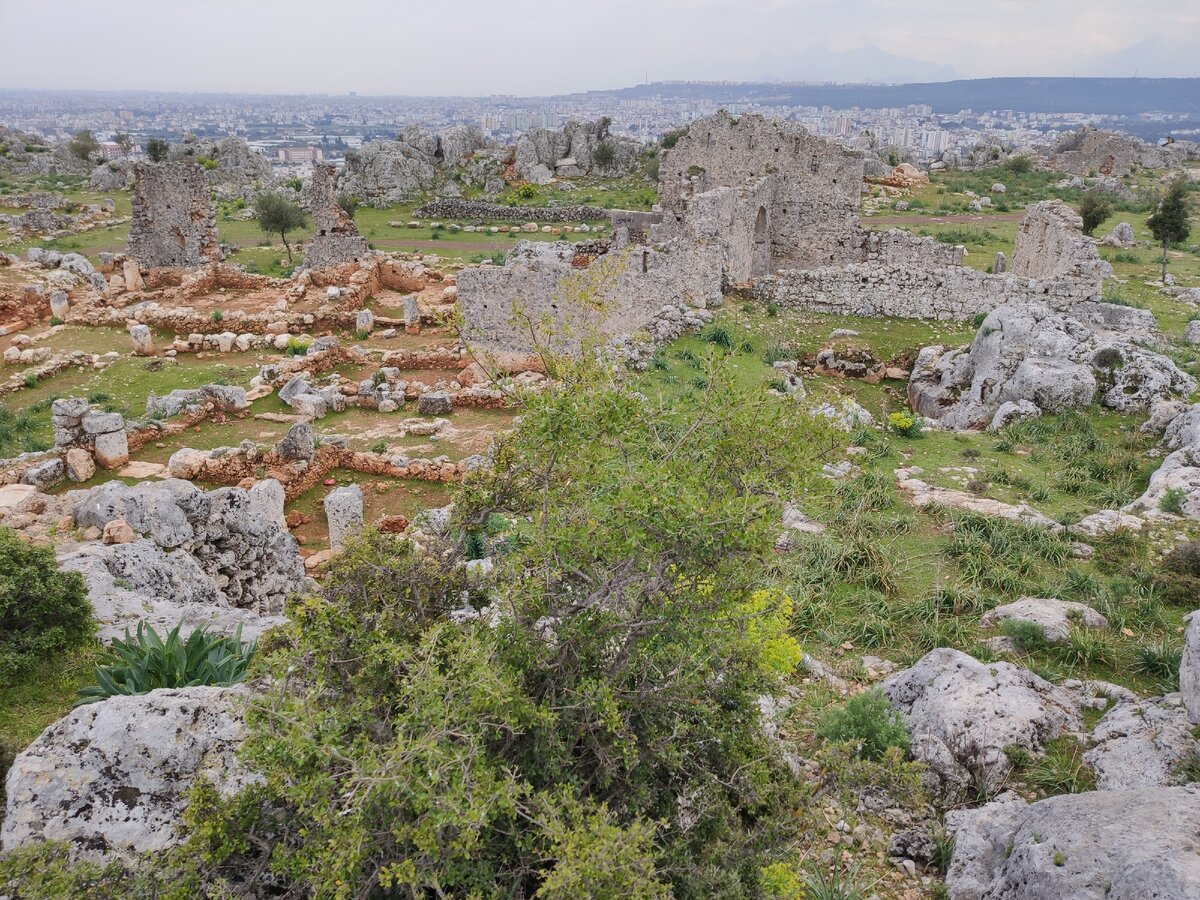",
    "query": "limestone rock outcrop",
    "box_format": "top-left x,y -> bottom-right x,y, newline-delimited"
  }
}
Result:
1,686 -> 256,862
65,479 -> 303,638
945,785 -> 1200,899
1083,694 -> 1199,790
881,648 -> 1082,800
909,301 -> 1195,429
